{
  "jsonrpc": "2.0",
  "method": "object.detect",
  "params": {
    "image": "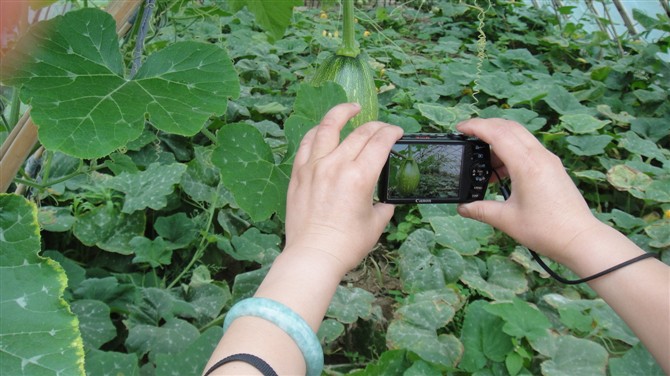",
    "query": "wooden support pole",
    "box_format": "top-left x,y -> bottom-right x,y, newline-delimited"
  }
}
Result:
611,0 -> 638,38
